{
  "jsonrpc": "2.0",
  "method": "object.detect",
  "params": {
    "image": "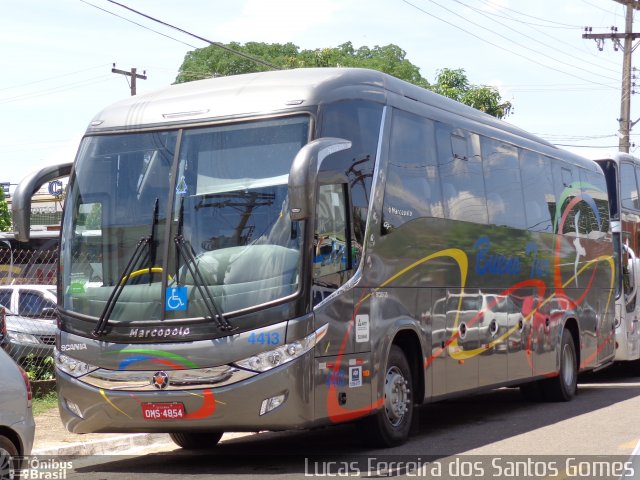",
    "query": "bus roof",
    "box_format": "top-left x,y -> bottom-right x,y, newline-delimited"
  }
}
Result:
86,67 -> 595,170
